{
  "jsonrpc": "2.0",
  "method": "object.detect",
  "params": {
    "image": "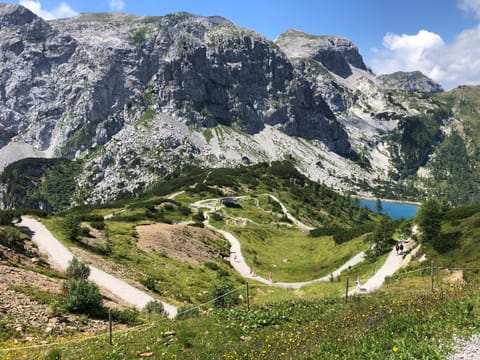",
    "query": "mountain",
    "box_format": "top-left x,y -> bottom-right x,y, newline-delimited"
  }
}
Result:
0,4 -> 478,208
378,71 -> 443,94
